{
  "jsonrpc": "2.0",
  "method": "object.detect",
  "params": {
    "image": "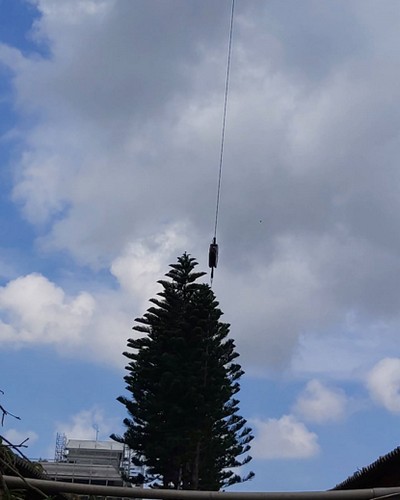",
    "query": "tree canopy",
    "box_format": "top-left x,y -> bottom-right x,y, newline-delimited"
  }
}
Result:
112,253 -> 253,490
